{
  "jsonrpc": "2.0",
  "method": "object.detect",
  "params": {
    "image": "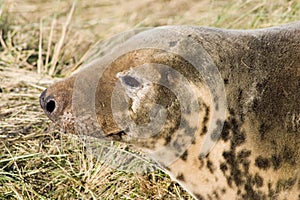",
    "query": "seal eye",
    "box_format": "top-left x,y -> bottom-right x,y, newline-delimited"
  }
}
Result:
46,99 -> 56,113
122,75 -> 141,88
